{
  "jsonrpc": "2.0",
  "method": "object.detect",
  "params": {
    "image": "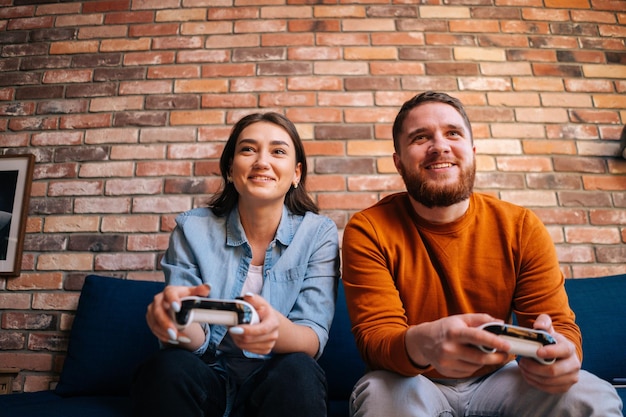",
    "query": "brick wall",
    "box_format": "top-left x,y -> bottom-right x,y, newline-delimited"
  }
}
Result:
1,0 -> 625,393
